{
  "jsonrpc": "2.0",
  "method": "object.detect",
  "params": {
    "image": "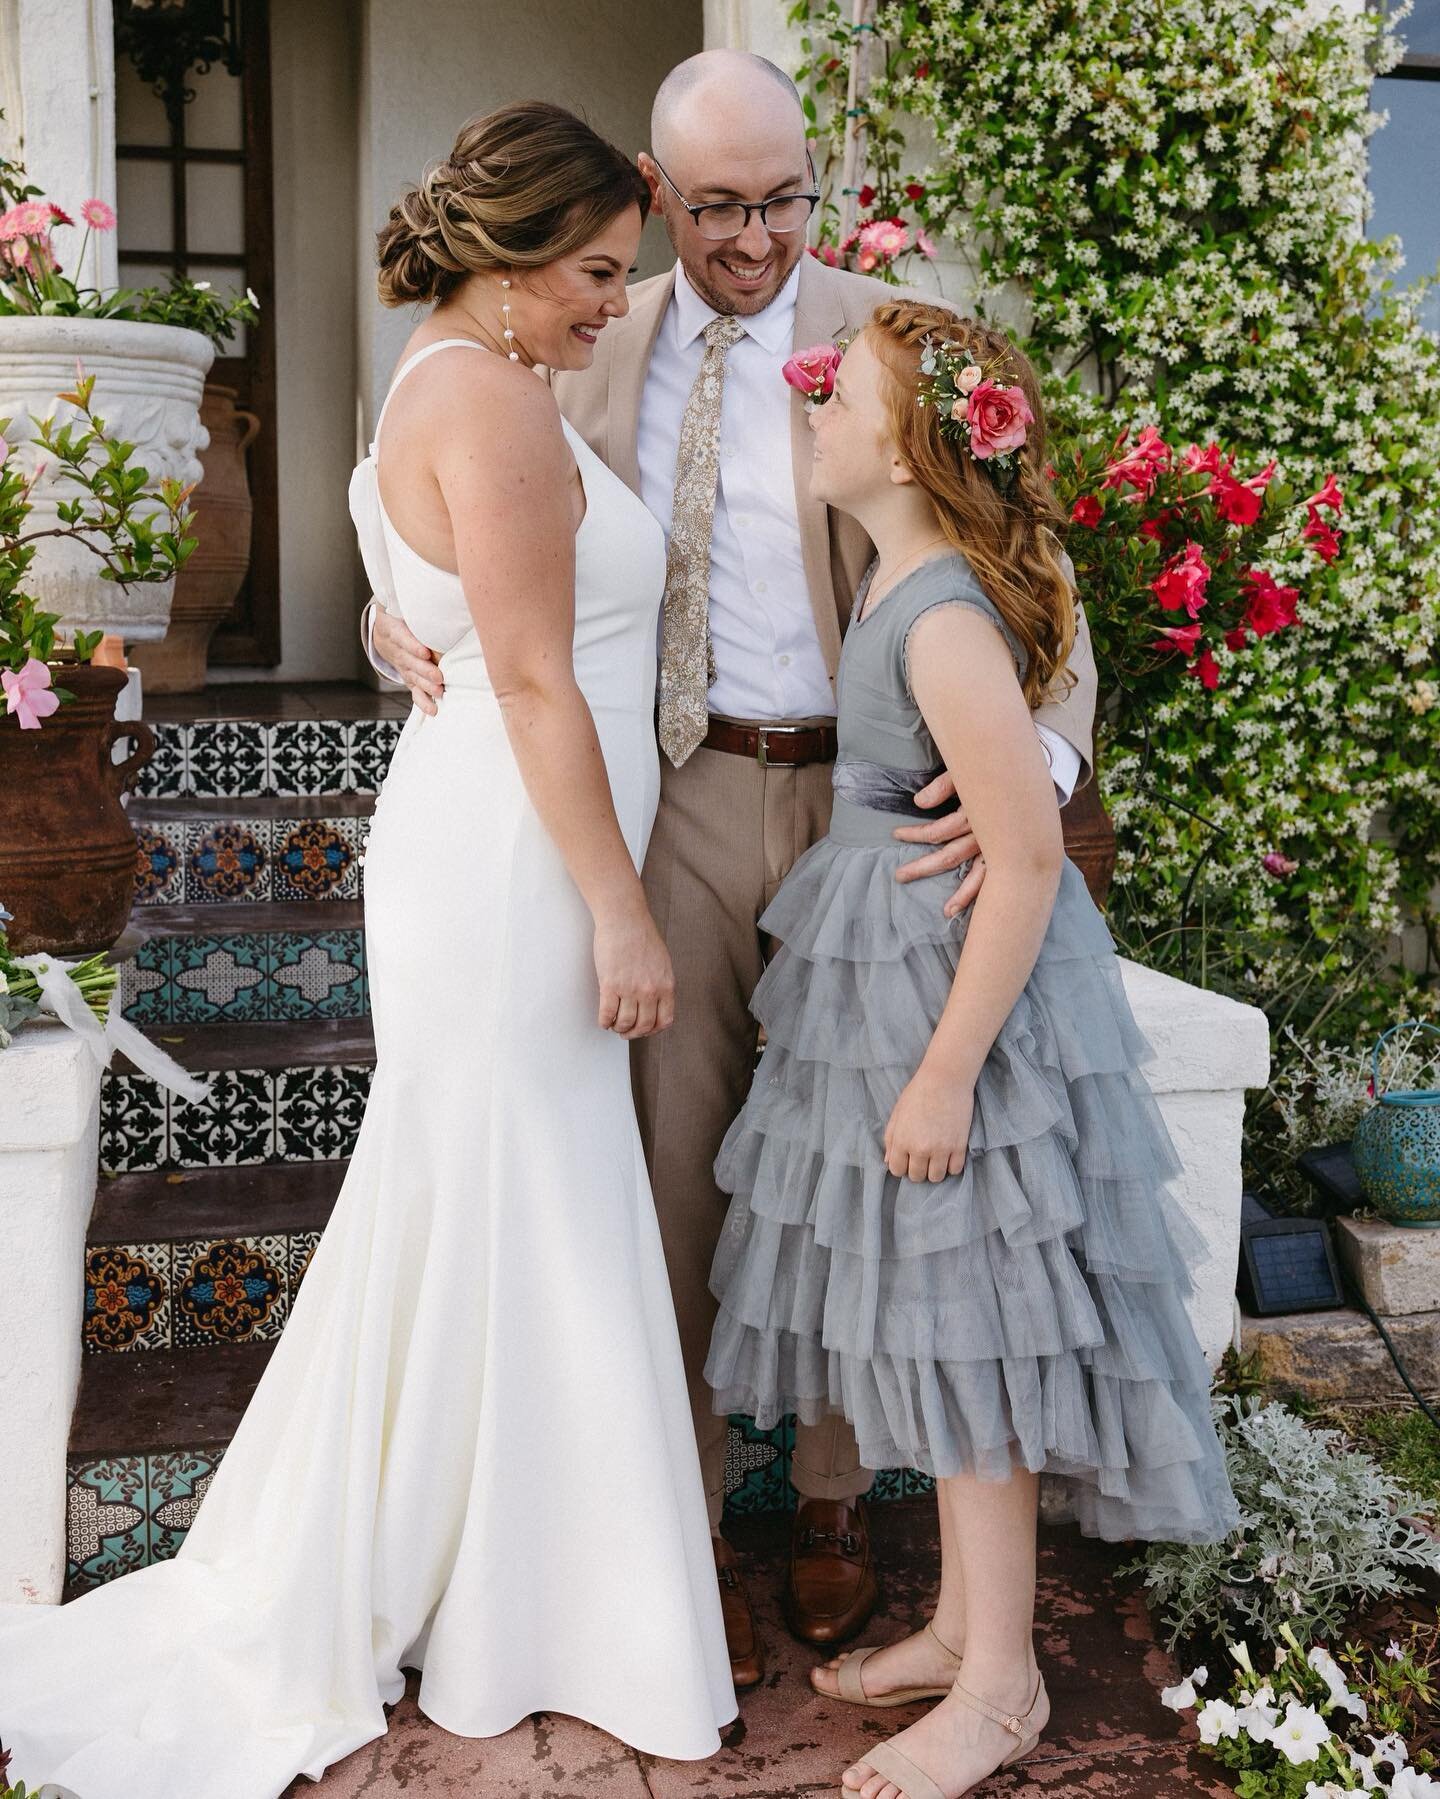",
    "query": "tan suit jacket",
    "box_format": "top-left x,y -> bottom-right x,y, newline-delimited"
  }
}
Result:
553,252 -> 1098,785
